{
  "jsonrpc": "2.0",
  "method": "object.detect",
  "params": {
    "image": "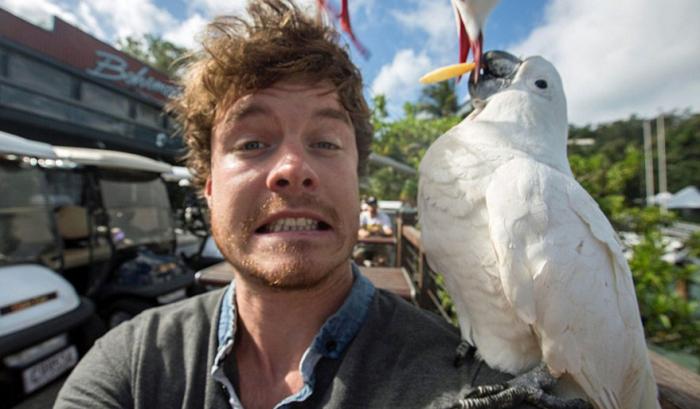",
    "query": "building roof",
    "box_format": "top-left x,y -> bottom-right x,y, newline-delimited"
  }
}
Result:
667,186 -> 700,209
